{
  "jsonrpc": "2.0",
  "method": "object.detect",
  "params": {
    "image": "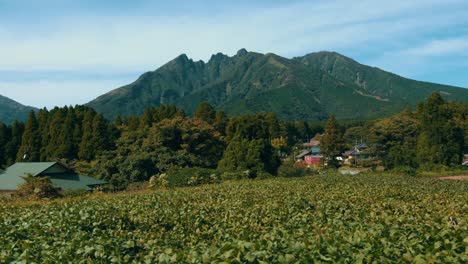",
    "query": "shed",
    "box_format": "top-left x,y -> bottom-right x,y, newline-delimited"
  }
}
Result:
0,162 -> 106,192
